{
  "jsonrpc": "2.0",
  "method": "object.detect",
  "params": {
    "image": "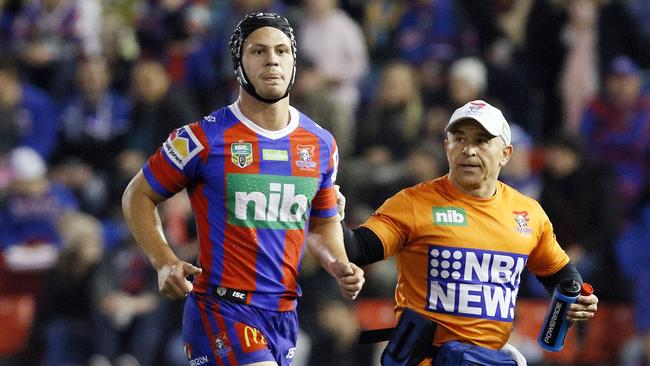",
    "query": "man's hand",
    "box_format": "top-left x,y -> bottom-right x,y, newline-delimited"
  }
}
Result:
334,184 -> 346,221
567,293 -> 598,322
156,261 -> 202,299
329,260 -> 364,300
